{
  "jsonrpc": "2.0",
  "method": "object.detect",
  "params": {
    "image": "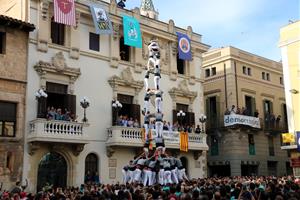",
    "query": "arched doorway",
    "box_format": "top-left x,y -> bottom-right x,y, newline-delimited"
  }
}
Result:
180,157 -> 188,176
84,153 -> 98,183
37,152 -> 67,191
